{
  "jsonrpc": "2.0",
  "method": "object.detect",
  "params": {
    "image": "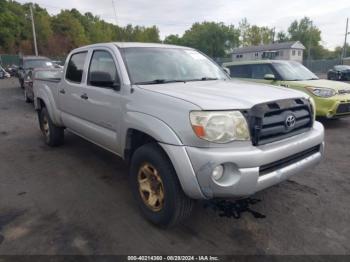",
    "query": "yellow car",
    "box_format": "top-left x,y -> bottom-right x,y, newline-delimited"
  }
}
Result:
224,60 -> 350,118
